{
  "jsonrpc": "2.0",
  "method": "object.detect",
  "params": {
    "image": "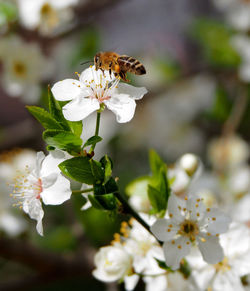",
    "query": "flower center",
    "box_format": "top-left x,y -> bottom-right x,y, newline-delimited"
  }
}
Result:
40,3 -> 58,29
11,168 -> 43,209
178,220 -> 199,241
12,61 -> 27,77
214,257 -> 231,273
